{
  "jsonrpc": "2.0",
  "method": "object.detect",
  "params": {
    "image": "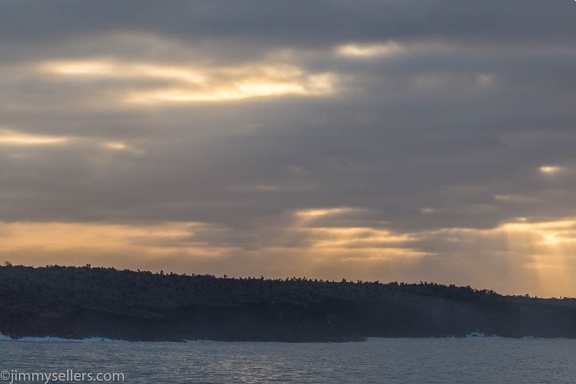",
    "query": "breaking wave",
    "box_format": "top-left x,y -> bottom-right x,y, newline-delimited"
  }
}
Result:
0,333 -> 122,342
